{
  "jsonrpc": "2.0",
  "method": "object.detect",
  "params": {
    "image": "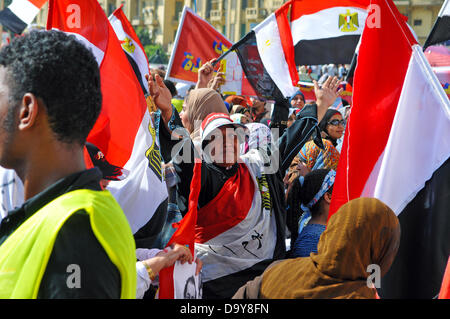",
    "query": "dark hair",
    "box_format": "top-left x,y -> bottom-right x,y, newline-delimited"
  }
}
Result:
318,109 -> 341,133
0,30 -> 102,145
318,109 -> 341,146
298,169 -> 333,215
286,169 -> 332,243
164,79 -> 177,97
